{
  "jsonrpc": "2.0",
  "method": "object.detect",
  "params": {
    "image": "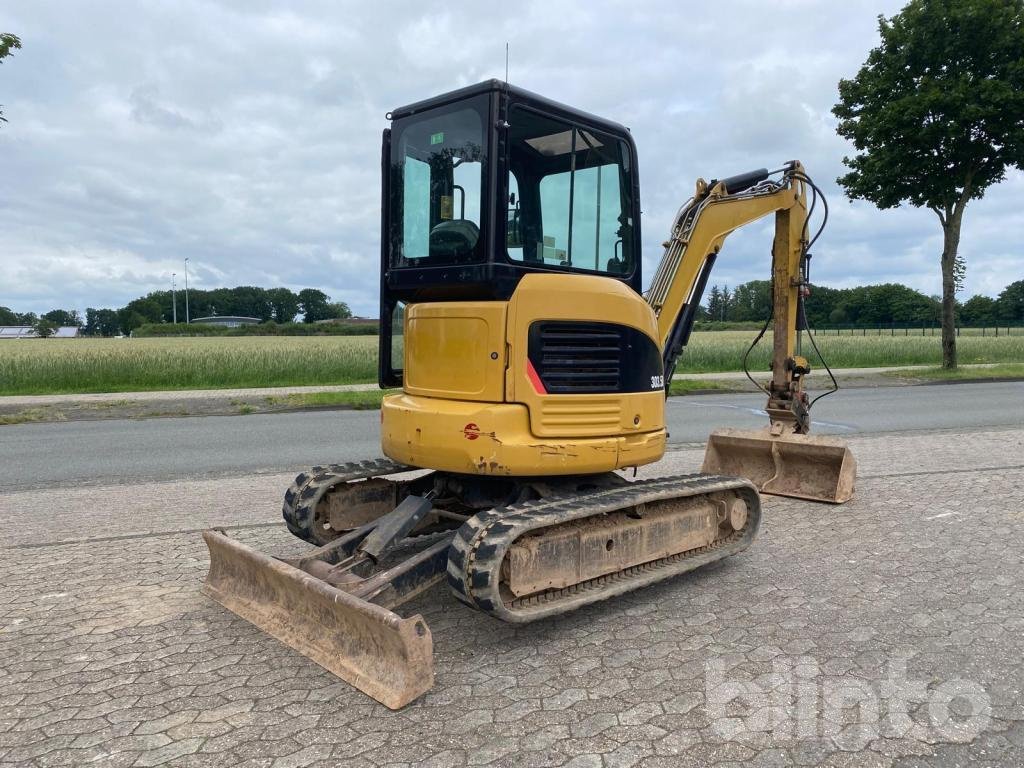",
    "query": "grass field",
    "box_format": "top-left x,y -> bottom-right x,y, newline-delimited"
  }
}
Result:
681,330 -> 1024,372
1,332 -> 1022,396
0,336 -> 378,395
